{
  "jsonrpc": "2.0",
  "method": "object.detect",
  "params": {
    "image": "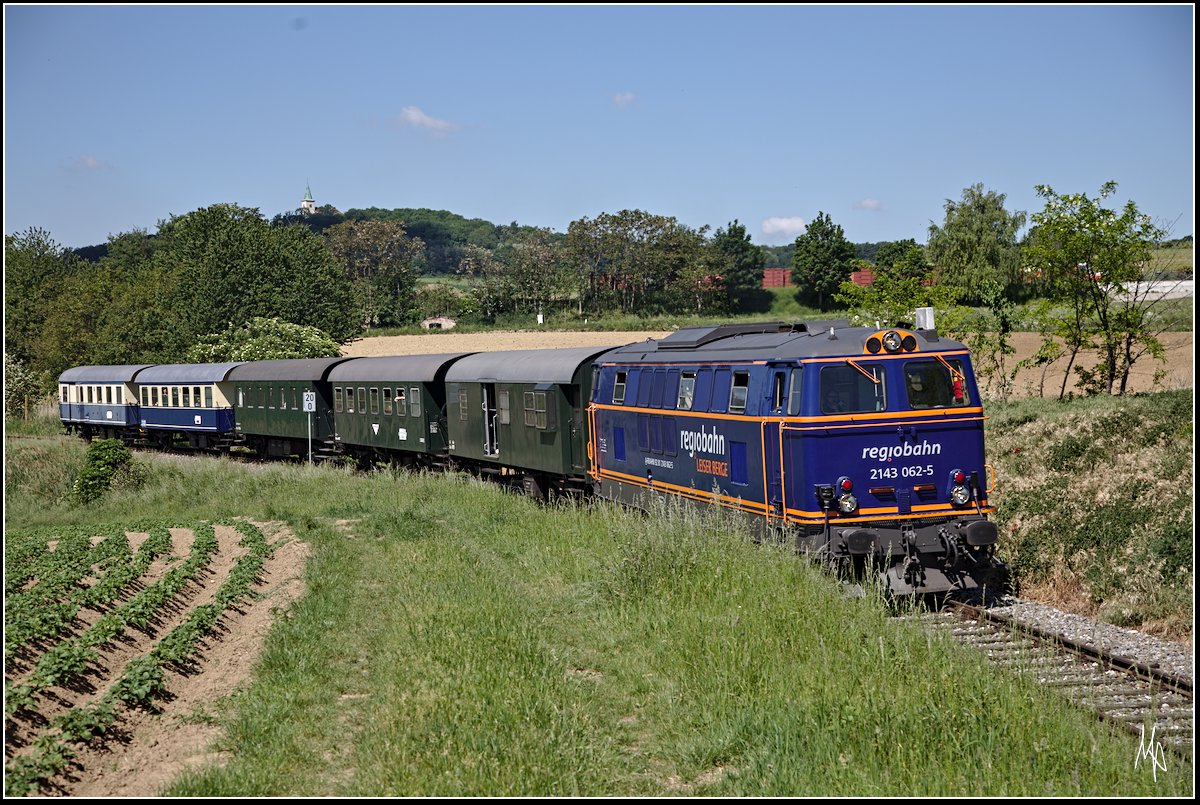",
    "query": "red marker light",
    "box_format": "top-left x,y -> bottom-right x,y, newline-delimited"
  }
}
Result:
840,478 -> 853,492
953,470 -> 966,484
